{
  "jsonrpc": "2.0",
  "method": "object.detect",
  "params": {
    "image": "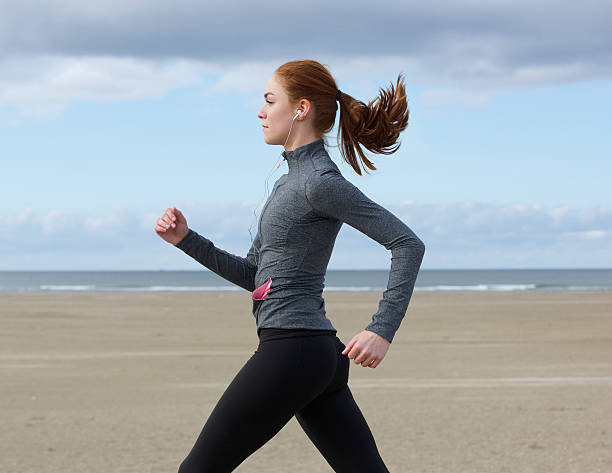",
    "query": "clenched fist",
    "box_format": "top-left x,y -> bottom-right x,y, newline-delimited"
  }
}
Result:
155,206 -> 189,246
